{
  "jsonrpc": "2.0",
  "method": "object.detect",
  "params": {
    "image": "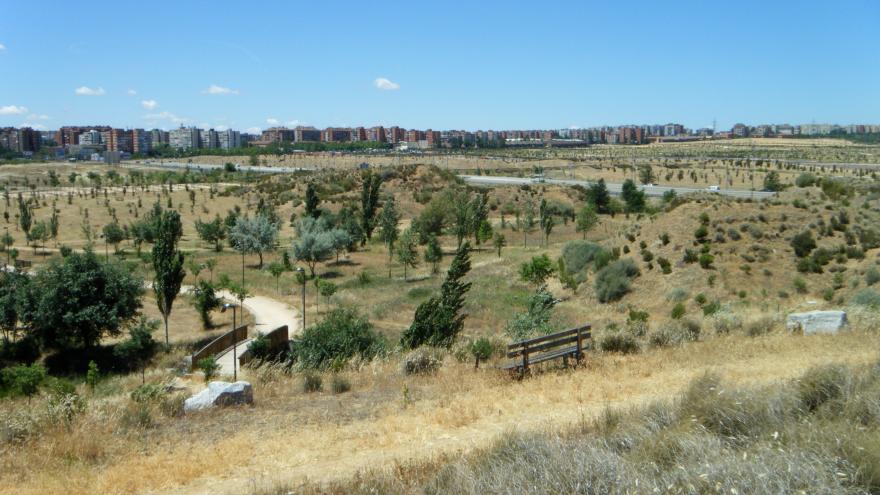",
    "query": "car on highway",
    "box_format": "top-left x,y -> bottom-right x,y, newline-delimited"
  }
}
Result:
707,185 -> 721,192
